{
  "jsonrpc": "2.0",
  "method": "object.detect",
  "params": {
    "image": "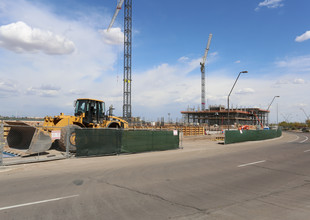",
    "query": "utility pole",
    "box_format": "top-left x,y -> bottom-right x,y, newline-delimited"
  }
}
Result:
227,71 -> 247,130
200,34 -> 212,111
